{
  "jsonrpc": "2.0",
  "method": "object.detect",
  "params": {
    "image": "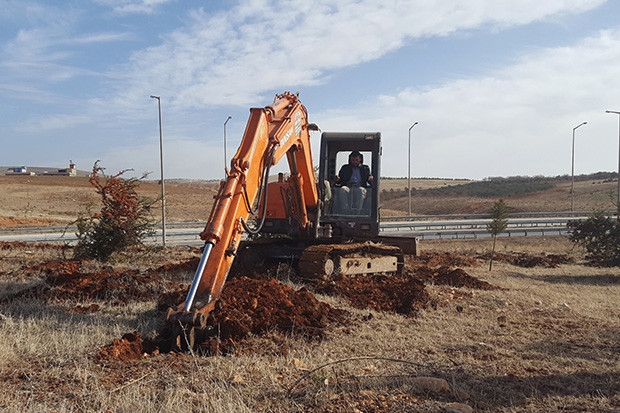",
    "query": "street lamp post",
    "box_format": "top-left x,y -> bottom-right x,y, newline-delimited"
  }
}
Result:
571,121 -> 587,212
150,95 -> 166,246
408,122 -> 418,217
606,110 -> 620,220
224,116 -> 232,174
